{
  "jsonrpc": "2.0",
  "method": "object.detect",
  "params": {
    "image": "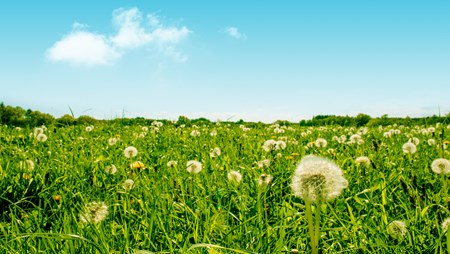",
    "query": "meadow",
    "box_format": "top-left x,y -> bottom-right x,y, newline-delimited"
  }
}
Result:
1,121 -> 450,253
